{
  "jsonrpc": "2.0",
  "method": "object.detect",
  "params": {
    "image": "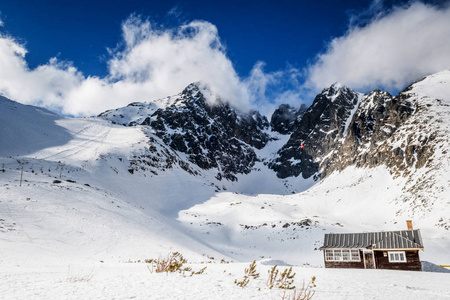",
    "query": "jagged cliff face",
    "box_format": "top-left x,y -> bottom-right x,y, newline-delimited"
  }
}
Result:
100,83 -> 270,181
268,73 -> 449,185
270,103 -> 307,135
100,71 -> 450,193
147,84 -> 271,181
269,84 -> 363,179
319,76 -> 446,183
330,89 -> 414,175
